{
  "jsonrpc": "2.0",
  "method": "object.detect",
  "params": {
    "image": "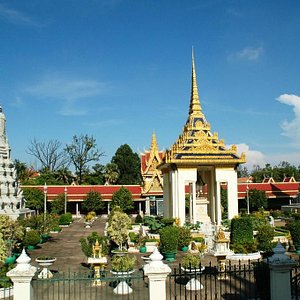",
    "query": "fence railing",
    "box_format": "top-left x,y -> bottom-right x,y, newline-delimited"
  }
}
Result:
32,268 -> 148,300
167,261 -> 270,300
